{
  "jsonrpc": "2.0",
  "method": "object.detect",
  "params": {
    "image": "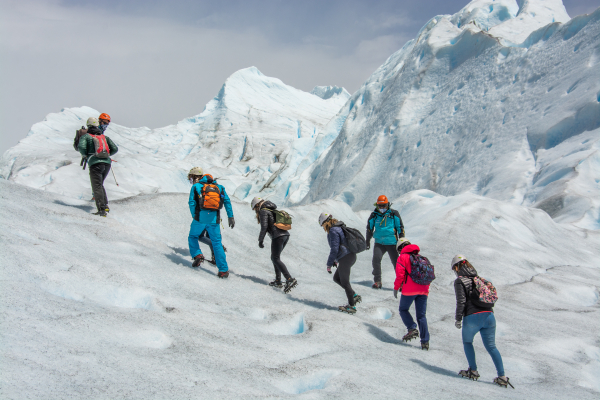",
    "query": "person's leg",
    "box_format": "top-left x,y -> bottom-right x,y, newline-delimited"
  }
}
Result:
100,164 -> 111,208
270,238 -> 282,281
414,295 -> 429,343
89,164 -> 106,212
372,243 -> 385,283
198,230 -> 214,255
480,313 -> 505,377
399,295 -> 417,330
206,224 -> 228,272
461,314 -> 482,372
386,244 -> 399,272
337,252 -> 357,305
271,236 -> 291,280
187,221 -> 207,258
